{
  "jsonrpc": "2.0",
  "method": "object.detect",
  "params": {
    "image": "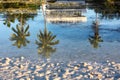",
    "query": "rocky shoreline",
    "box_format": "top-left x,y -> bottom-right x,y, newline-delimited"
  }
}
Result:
0,57 -> 120,80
